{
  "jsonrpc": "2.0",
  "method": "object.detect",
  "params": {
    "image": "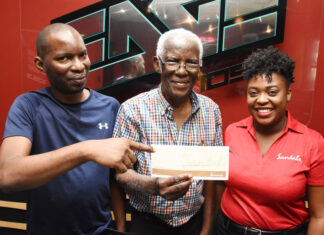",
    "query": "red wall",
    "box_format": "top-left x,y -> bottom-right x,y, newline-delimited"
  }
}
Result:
199,0 -> 324,133
0,0 -> 101,138
280,0 -> 324,135
1,0 -> 324,138
309,1 -> 324,134
0,1 -> 21,139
